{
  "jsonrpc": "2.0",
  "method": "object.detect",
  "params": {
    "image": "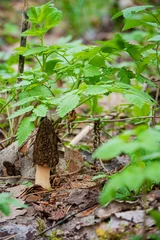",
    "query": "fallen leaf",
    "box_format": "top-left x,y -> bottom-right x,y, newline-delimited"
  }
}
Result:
6,185 -> 28,198
64,147 -> 84,172
95,200 -> 138,220
115,210 -> 155,226
49,209 -> 66,220
67,189 -> 98,208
